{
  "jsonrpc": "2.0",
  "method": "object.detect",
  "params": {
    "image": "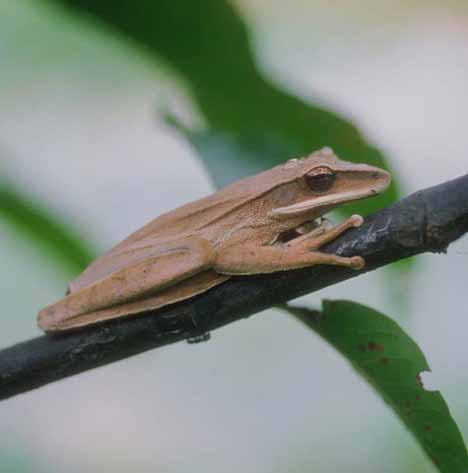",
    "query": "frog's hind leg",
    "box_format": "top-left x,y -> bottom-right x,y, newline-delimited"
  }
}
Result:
38,236 -> 215,331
